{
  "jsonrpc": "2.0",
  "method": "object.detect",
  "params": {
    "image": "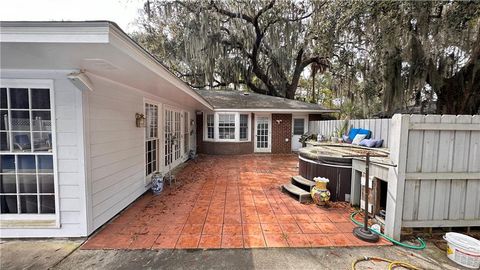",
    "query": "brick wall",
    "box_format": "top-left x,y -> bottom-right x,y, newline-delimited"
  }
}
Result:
197,112 -> 294,154
271,114 -> 292,154
201,141 -> 253,155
